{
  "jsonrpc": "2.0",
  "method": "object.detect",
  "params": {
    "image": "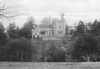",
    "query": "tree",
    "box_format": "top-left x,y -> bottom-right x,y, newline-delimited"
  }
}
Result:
83,22 -> 92,35
91,20 -> 100,36
24,16 -> 36,30
32,40 -> 66,62
40,30 -> 46,35
73,21 -> 85,38
42,42 -> 66,62
0,22 -> 7,61
70,34 -> 99,62
0,4 -> 18,19
7,22 -> 19,39
4,38 -> 34,61
65,26 -> 69,35
19,16 -> 37,39
0,22 -> 7,46
39,17 -> 53,28
19,28 -> 32,39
